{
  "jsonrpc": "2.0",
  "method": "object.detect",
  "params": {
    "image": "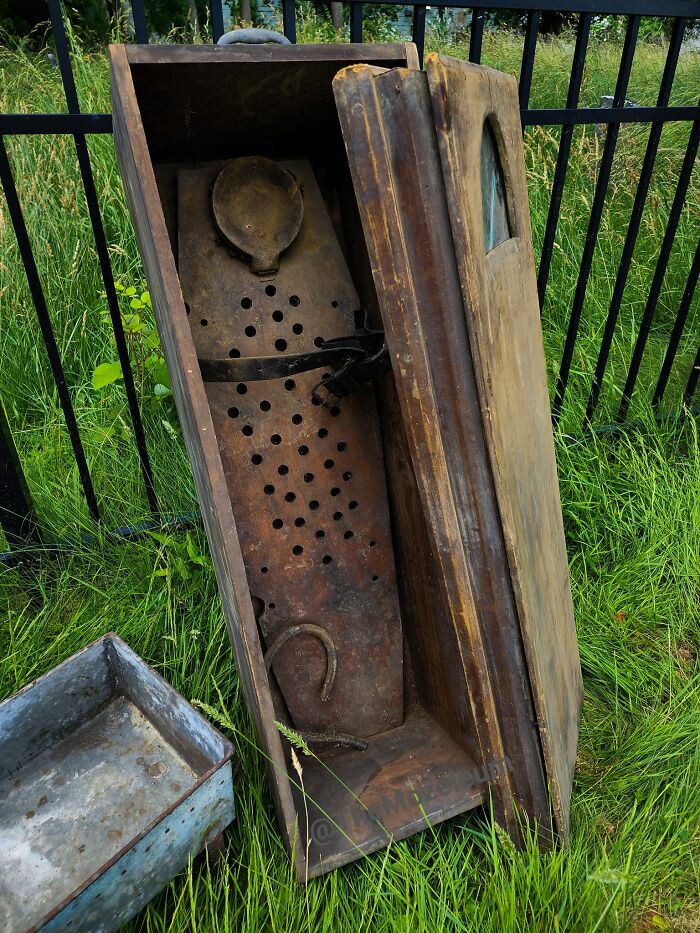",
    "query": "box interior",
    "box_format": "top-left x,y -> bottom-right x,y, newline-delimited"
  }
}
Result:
128,50 -> 486,871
